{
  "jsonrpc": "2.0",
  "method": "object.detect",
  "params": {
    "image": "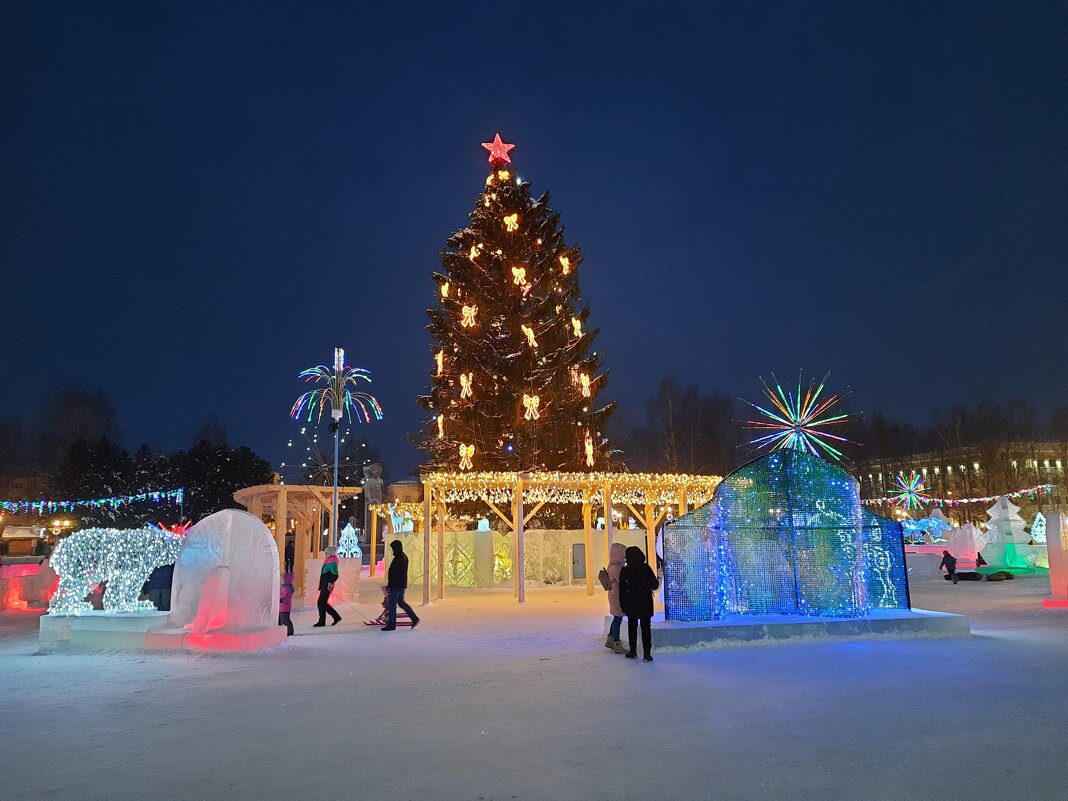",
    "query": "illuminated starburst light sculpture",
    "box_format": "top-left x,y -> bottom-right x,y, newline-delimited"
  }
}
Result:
892,472 -> 929,511
745,372 -> 852,461
291,348 -> 383,546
